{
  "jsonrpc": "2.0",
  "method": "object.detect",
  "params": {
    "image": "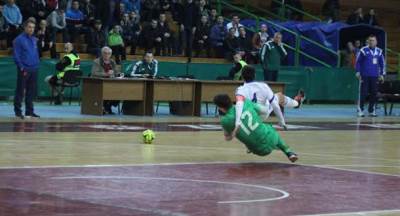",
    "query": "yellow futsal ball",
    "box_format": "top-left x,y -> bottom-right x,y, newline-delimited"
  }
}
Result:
142,129 -> 155,144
